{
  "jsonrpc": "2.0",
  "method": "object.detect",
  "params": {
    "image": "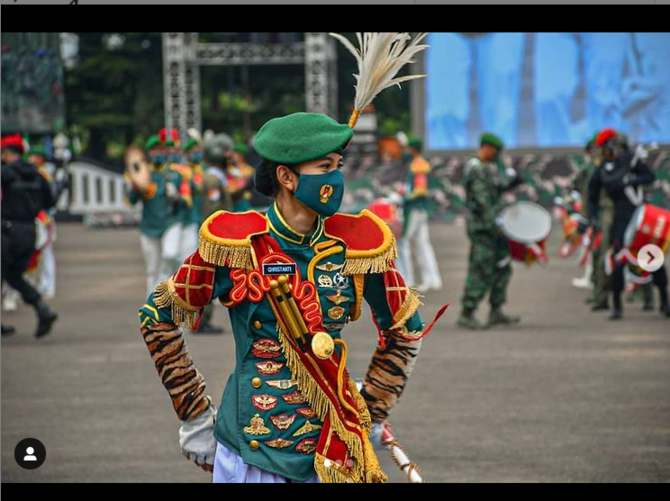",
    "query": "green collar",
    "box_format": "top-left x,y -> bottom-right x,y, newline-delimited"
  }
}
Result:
266,202 -> 324,247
